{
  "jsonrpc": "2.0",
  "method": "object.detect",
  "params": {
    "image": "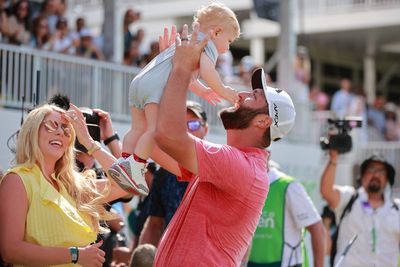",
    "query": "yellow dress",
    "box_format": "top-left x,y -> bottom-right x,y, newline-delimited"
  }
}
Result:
4,164 -> 97,267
